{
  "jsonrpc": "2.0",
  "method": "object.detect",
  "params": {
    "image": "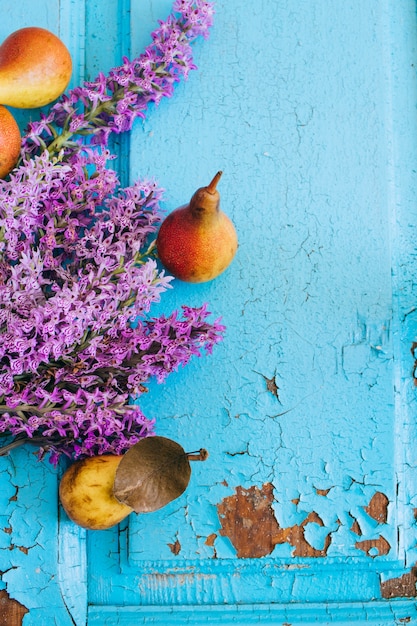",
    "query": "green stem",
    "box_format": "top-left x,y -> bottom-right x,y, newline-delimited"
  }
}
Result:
46,84 -> 137,157
47,128 -> 73,155
0,437 -> 29,456
0,404 -> 44,415
0,435 -> 58,456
